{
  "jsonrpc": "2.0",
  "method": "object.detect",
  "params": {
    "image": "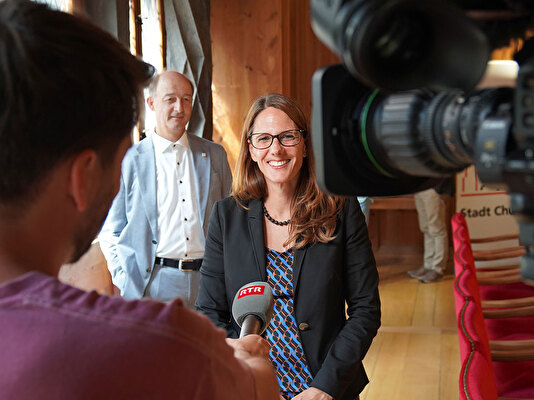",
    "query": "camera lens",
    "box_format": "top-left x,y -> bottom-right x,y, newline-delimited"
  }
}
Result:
311,62 -> 510,197
347,6 -> 433,88
310,0 -> 490,91
371,11 -> 430,75
355,88 -> 513,178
